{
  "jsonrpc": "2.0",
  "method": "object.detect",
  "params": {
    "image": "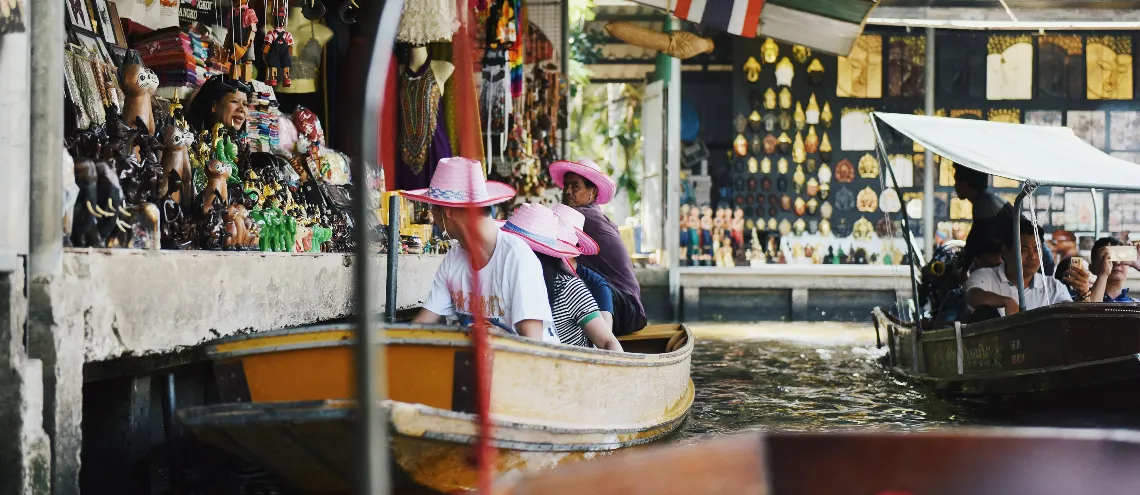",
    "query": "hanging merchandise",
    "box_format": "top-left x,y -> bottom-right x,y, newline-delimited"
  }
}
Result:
792,131 -> 806,164
777,133 -> 791,155
857,187 -> 878,212
761,38 -> 779,64
263,3 -> 295,87
1086,35 -> 1133,100
792,45 -> 811,65
397,46 -> 454,189
834,186 -> 856,211
748,156 -> 759,174
778,88 -> 792,110
805,94 -> 820,124
840,107 -> 875,151
834,159 -> 855,183
858,153 -> 880,179
793,164 -> 805,193
764,87 -> 777,109
1038,35 -> 1084,100
748,111 -> 763,132
889,155 -> 913,187
744,57 -> 761,82
794,198 -> 806,217
230,0 -> 259,82
821,201 -> 833,219
750,135 -> 764,155
761,157 -> 772,173
777,157 -> 789,174
819,132 -> 833,162
775,57 -> 794,86
763,134 -> 778,154
276,5 -> 334,95
734,114 -> 747,133
807,59 -> 824,85
853,217 -> 874,241
818,162 -> 832,184
986,34 -> 1033,100
805,126 -> 819,154
734,134 -> 748,156
793,102 -> 805,130
988,108 -> 1021,124
821,101 -> 833,128
837,34 -> 883,98
879,188 -> 901,213
888,35 -> 926,98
